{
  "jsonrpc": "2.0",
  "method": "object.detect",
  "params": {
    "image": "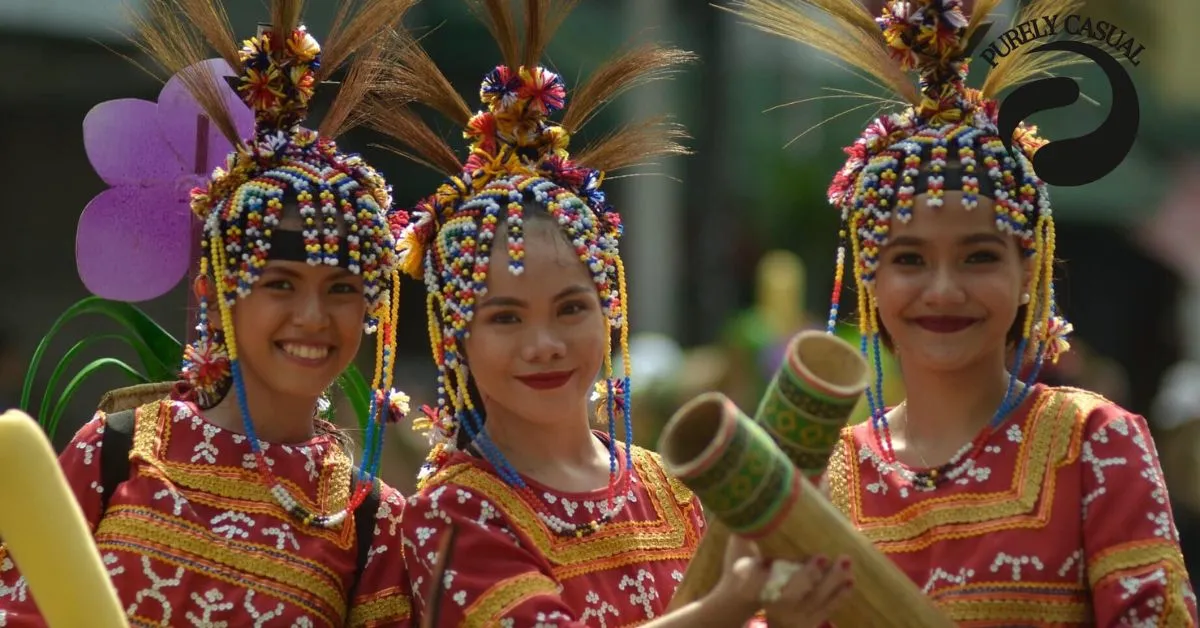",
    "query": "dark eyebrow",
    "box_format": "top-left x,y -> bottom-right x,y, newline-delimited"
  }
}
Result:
888,235 -> 925,247
478,295 -> 525,310
555,284 -> 593,300
477,284 -> 593,310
